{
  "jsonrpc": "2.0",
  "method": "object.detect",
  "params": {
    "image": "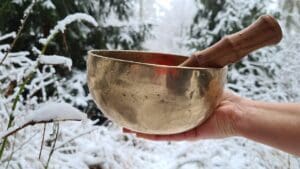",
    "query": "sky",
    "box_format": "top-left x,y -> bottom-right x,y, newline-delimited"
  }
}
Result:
156,0 -> 172,8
